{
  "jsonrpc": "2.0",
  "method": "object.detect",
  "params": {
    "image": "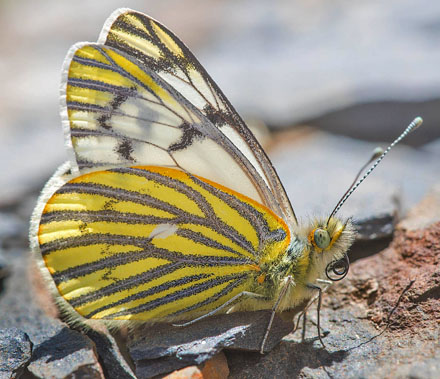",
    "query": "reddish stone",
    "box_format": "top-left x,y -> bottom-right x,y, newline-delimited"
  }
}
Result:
164,366 -> 203,379
201,352 -> 229,379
